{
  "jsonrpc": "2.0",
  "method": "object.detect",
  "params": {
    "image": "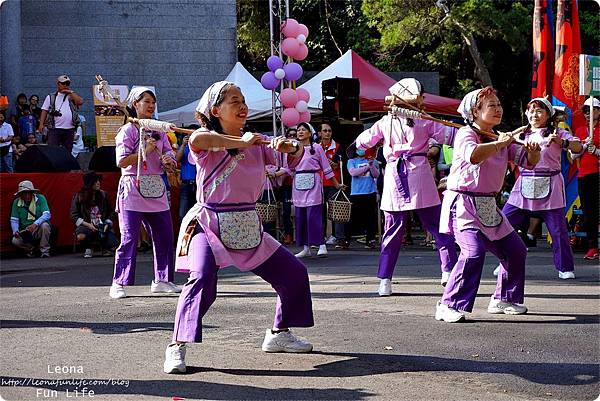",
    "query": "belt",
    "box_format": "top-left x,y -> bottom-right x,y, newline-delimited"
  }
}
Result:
520,170 -> 561,177
453,190 -> 497,197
